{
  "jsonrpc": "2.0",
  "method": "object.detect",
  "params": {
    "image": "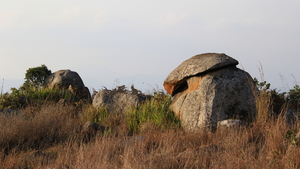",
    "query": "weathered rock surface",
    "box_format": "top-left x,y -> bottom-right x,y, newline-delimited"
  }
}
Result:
164,53 -> 257,132
164,53 -> 239,96
92,89 -> 150,113
44,69 -> 91,100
